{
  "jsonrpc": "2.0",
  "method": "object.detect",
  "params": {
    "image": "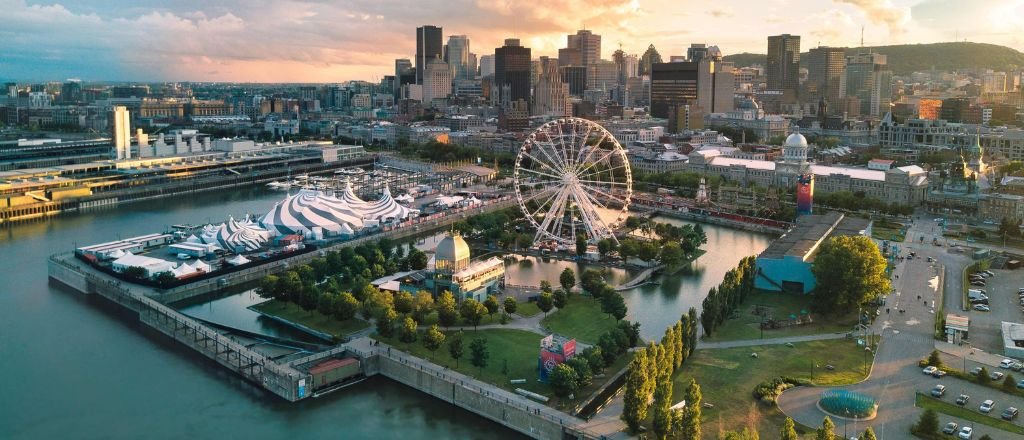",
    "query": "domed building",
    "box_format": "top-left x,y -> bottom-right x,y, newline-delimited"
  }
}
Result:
391,231 -> 505,302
